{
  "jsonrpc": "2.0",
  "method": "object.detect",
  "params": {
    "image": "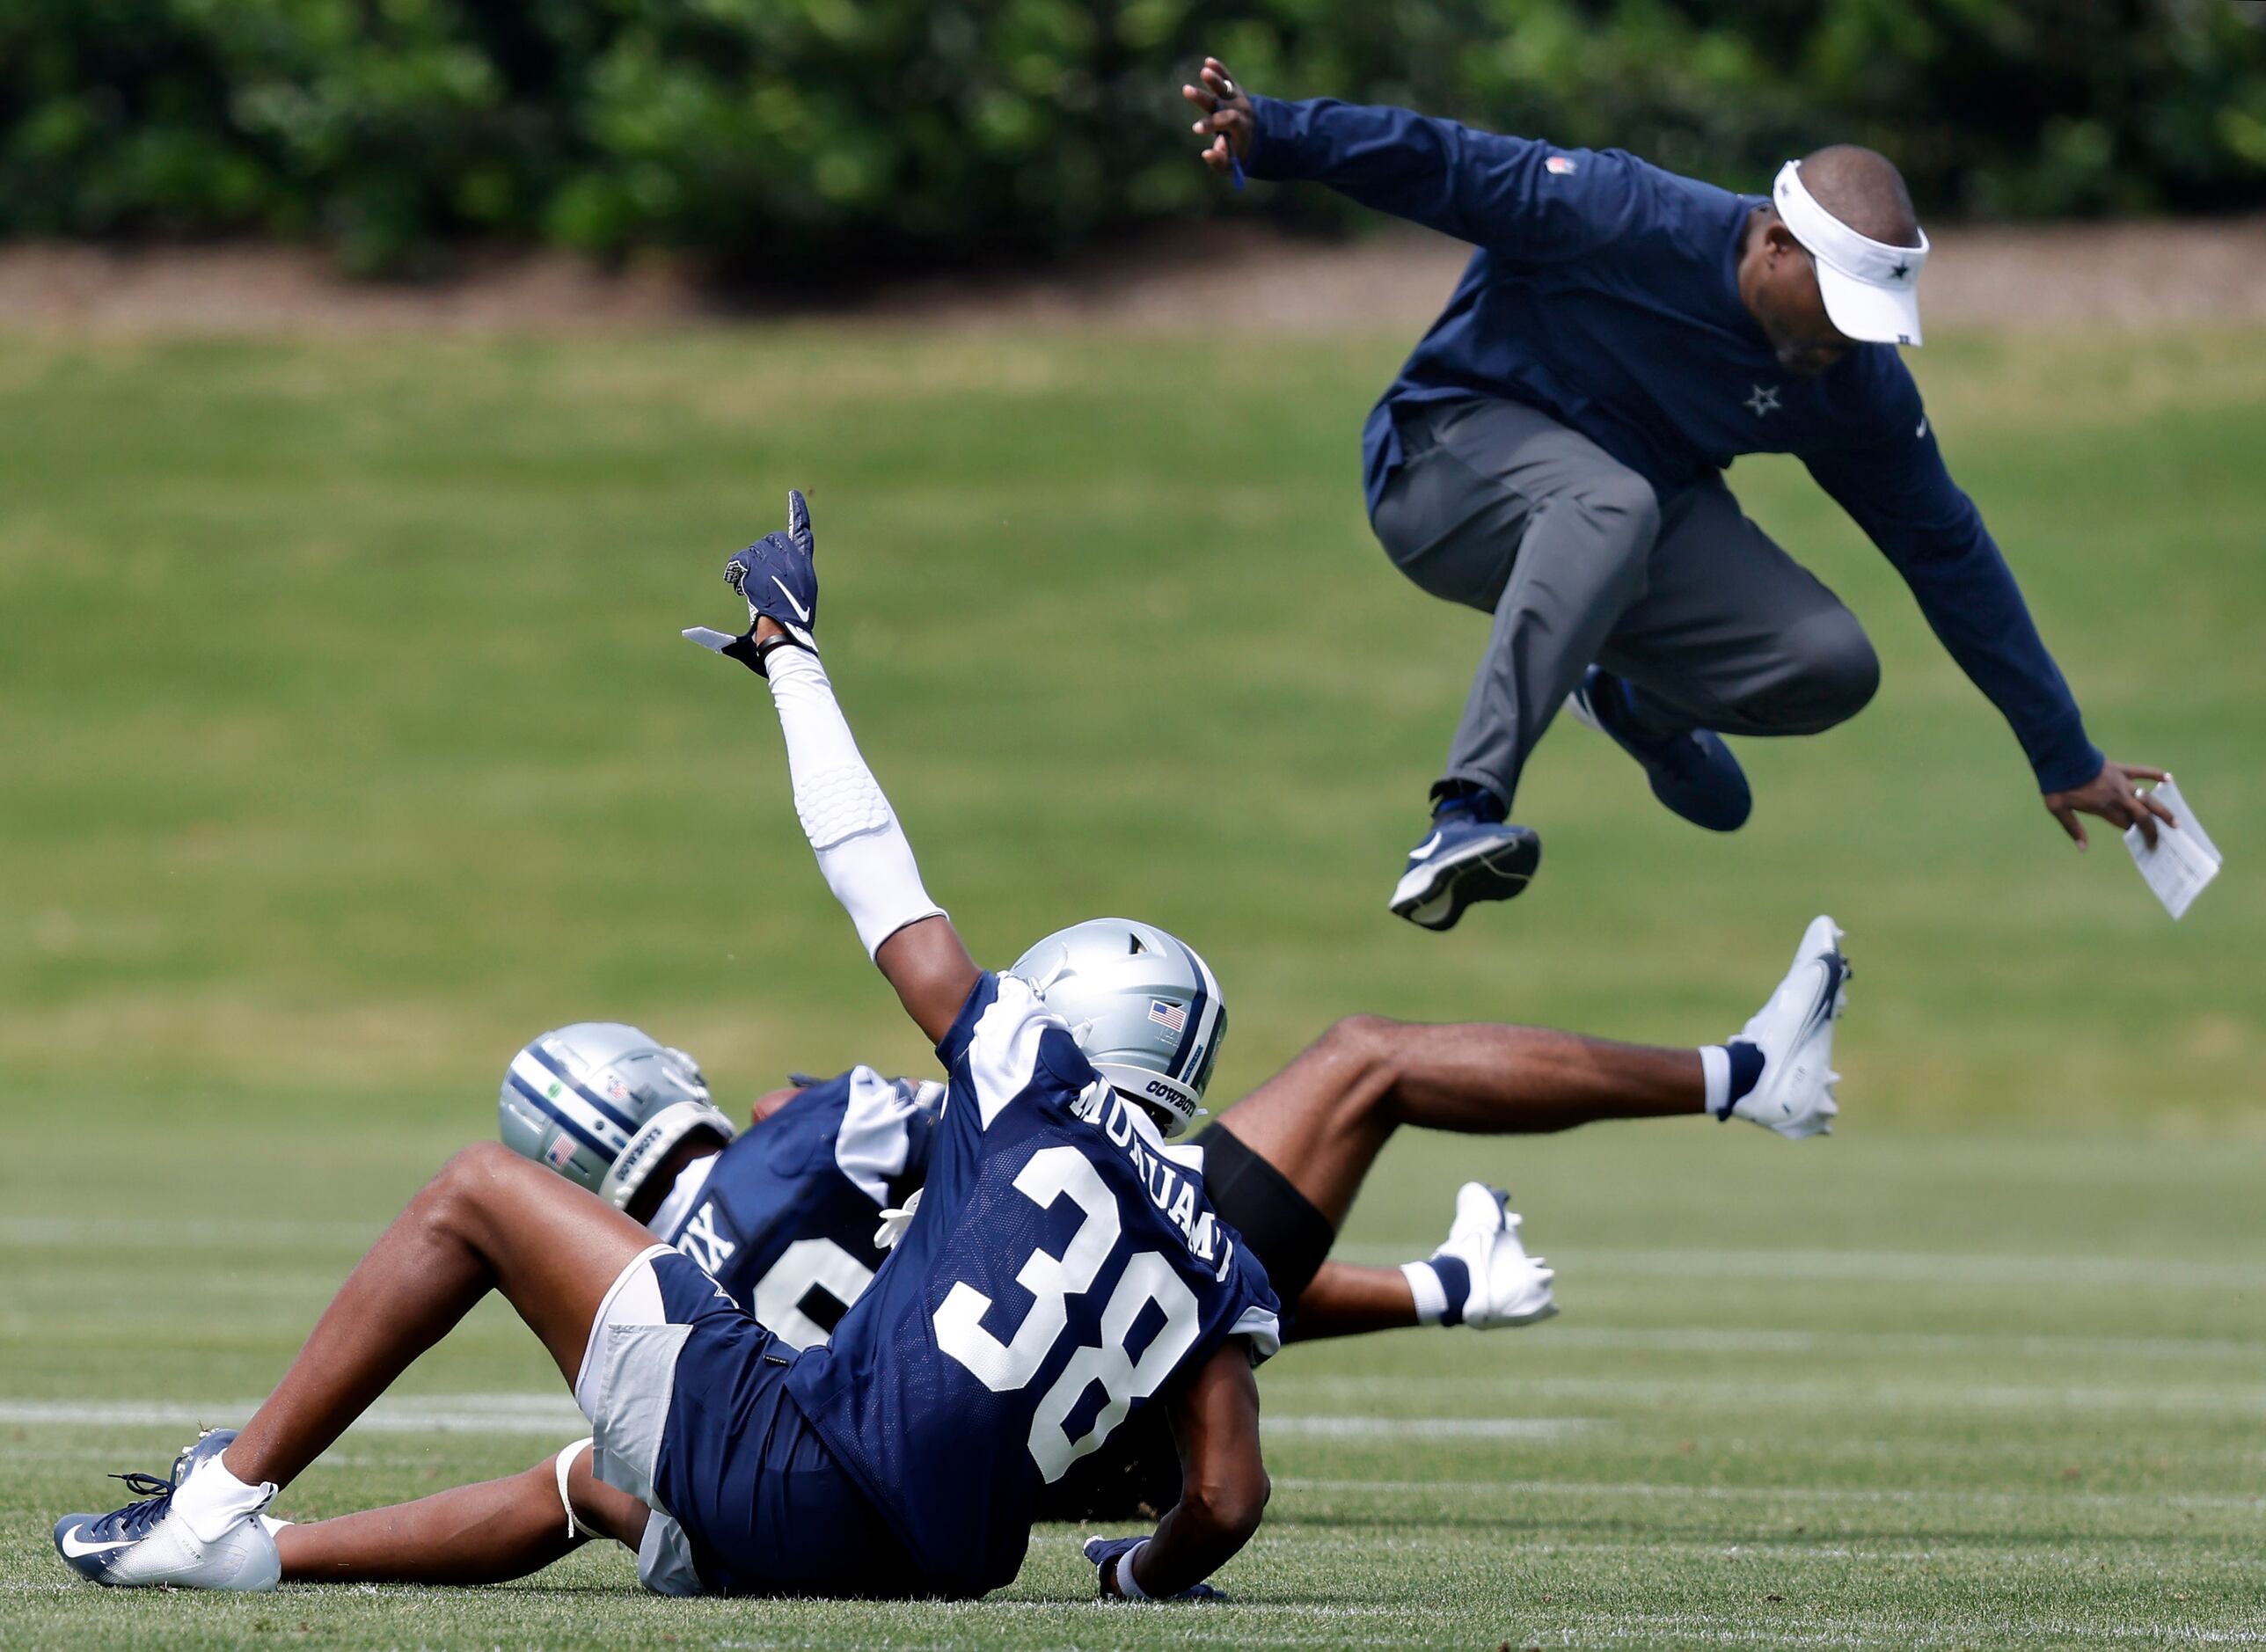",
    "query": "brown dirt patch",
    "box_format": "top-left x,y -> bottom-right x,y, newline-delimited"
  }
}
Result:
2,218 -> 2261,335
